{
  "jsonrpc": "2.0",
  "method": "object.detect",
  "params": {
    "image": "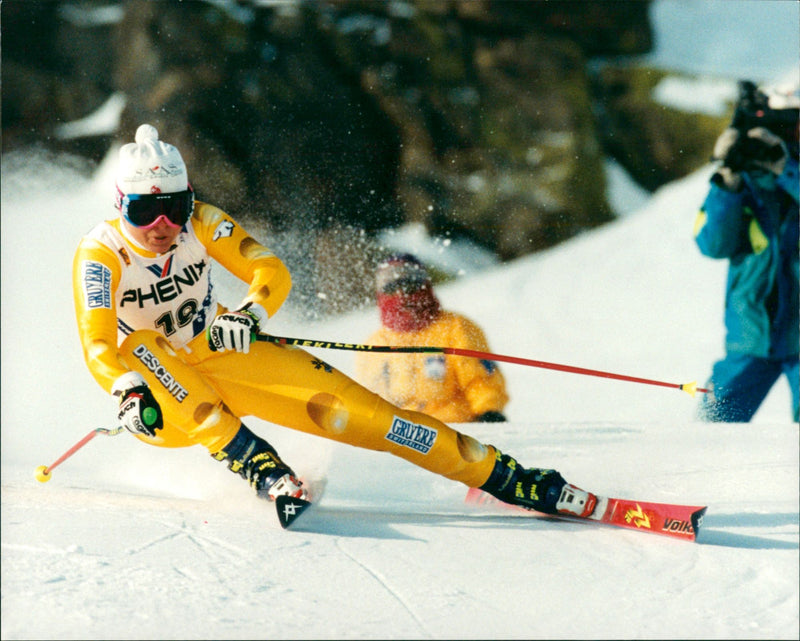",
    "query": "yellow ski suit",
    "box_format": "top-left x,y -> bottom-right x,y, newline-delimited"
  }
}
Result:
354,313 -> 509,423
73,203 -> 496,487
